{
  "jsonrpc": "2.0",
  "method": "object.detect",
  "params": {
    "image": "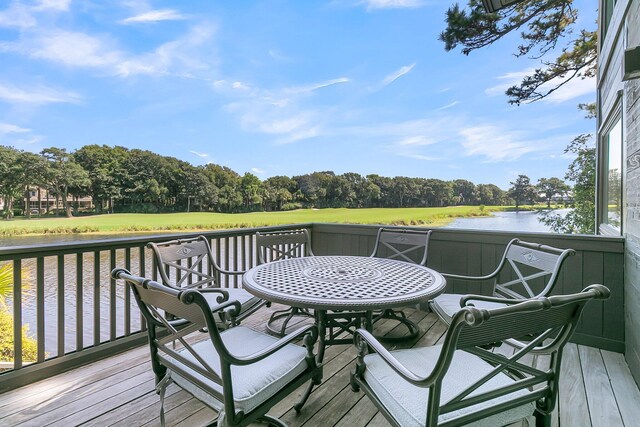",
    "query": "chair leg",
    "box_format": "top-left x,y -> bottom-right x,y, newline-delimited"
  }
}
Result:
373,309 -> 420,342
257,414 -> 287,426
266,307 -> 314,337
534,410 -> 551,427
